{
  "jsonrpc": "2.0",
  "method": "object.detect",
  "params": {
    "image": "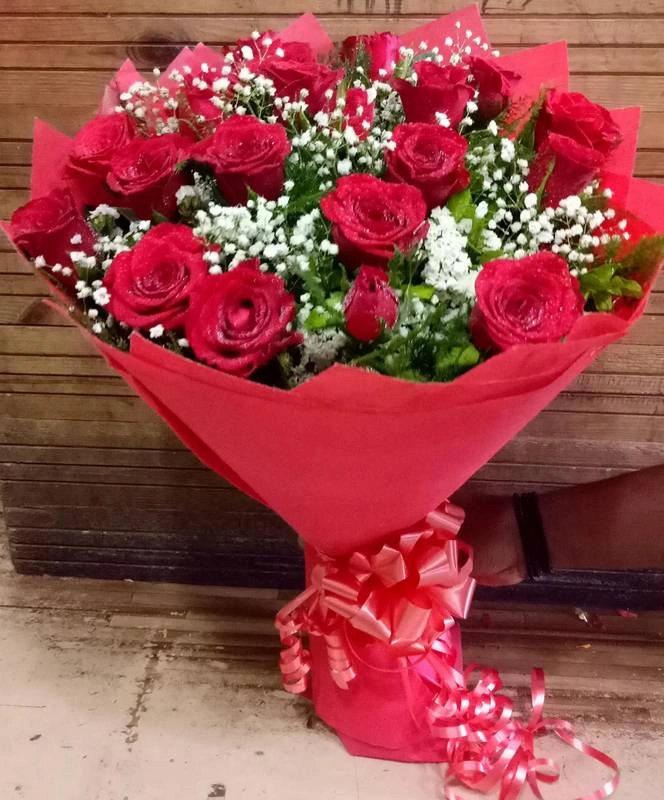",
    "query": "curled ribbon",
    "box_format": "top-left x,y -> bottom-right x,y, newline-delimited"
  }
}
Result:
275,500 -> 475,693
275,501 -> 620,799
434,667 -> 620,800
